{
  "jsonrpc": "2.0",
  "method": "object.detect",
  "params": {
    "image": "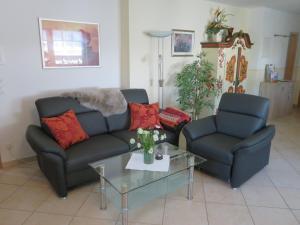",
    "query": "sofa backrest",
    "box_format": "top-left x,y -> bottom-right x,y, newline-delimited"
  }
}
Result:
105,89 -> 149,132
216,93 -> 269,139
35,97 -> 108,137
35,88 -> 149,136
